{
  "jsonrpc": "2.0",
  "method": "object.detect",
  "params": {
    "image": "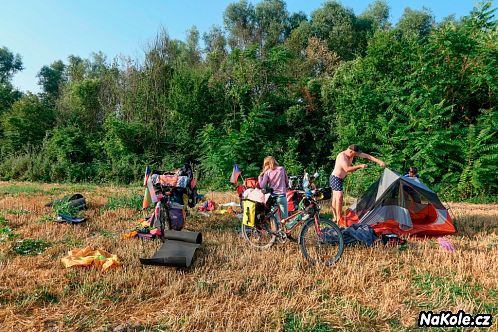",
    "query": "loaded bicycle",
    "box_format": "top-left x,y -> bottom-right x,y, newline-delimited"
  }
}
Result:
147,164 -> 198,242
241,187 -> 344,266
